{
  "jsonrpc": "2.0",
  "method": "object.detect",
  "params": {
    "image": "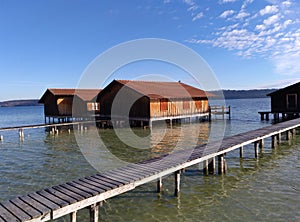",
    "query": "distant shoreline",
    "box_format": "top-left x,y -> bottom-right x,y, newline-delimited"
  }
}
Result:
0,99 -> 40,107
